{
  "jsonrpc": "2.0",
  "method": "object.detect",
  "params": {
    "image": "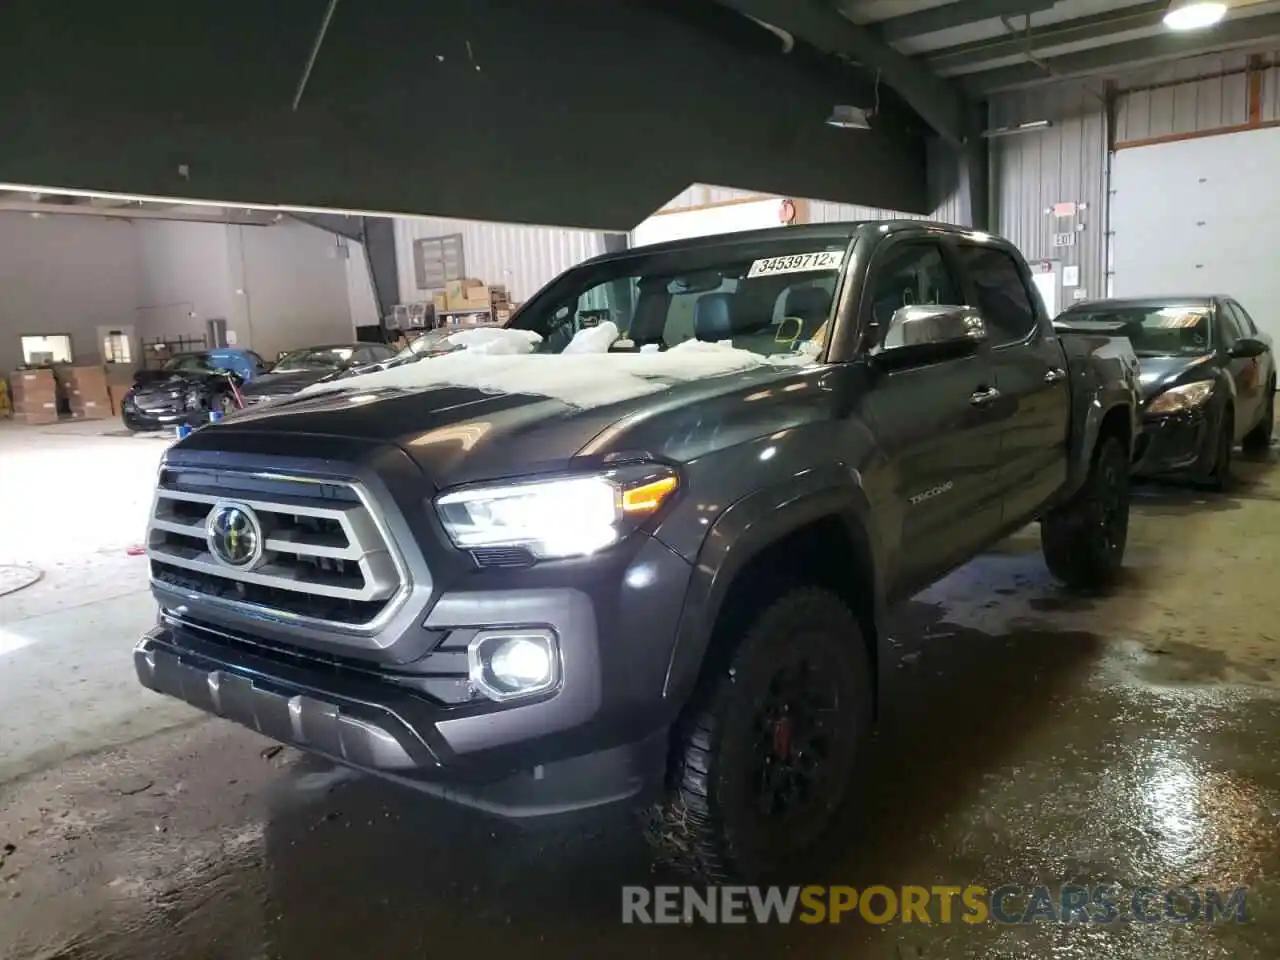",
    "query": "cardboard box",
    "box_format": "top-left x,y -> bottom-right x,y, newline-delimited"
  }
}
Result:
432,291 -> 448,314
10,369 -> 55,390
107,384 -> 130,416
68,398 -> 109,420
12,410 -> 58,426
105,363 -> 136,385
